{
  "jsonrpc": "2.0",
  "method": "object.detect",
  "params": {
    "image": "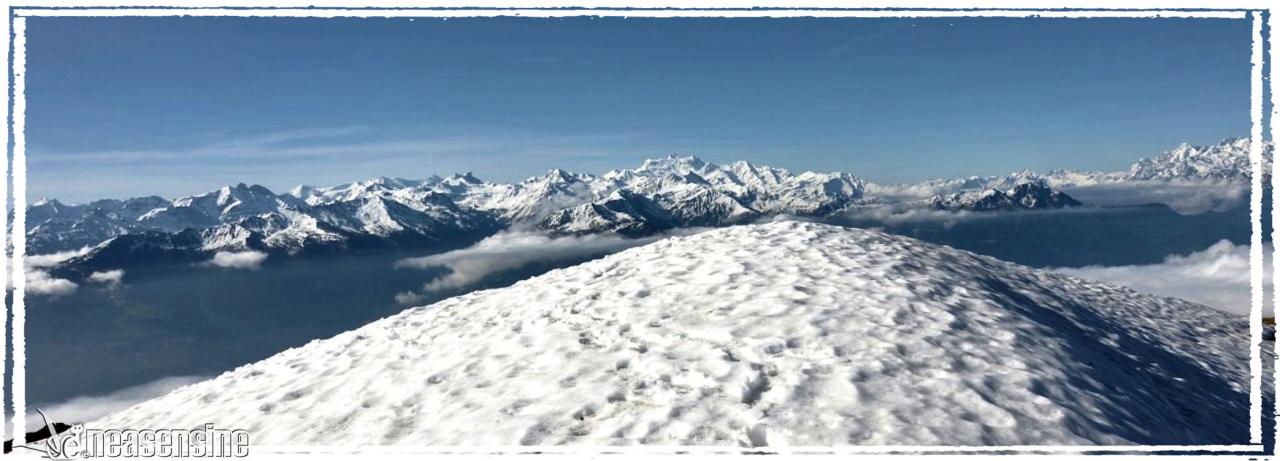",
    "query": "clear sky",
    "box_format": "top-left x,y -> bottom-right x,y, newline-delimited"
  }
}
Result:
27,16 -> 1252,203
